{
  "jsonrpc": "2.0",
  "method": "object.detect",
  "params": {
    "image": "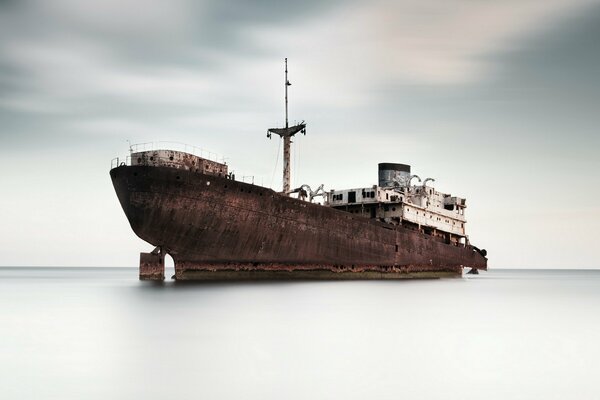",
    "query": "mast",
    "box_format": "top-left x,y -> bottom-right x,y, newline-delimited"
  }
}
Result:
267,58 -> 306,195
283,58 -> 291,194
